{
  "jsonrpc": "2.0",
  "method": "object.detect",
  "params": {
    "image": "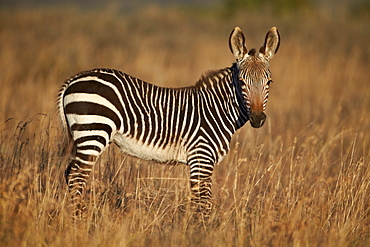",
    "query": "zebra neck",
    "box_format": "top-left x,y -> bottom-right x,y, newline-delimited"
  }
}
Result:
195,66 -> 250,131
